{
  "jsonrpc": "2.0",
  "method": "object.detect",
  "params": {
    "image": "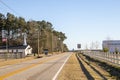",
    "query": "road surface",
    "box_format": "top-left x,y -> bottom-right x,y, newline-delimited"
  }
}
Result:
0,52 -> 72,80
